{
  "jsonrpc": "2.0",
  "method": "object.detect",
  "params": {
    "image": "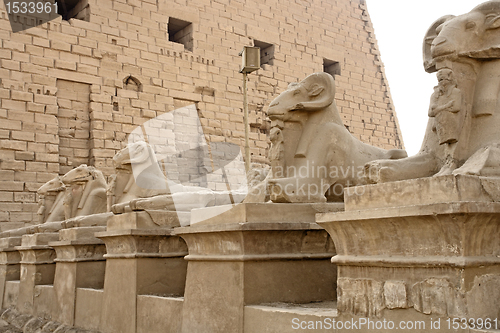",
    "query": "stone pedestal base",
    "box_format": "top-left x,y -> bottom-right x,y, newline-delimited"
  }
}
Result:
176,203 -> 338,333
50,226 -> 107,326
317,175 -> 500,327
96,211 -> 188,333
0,237 -> 21,309
15,233 -> 59,314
